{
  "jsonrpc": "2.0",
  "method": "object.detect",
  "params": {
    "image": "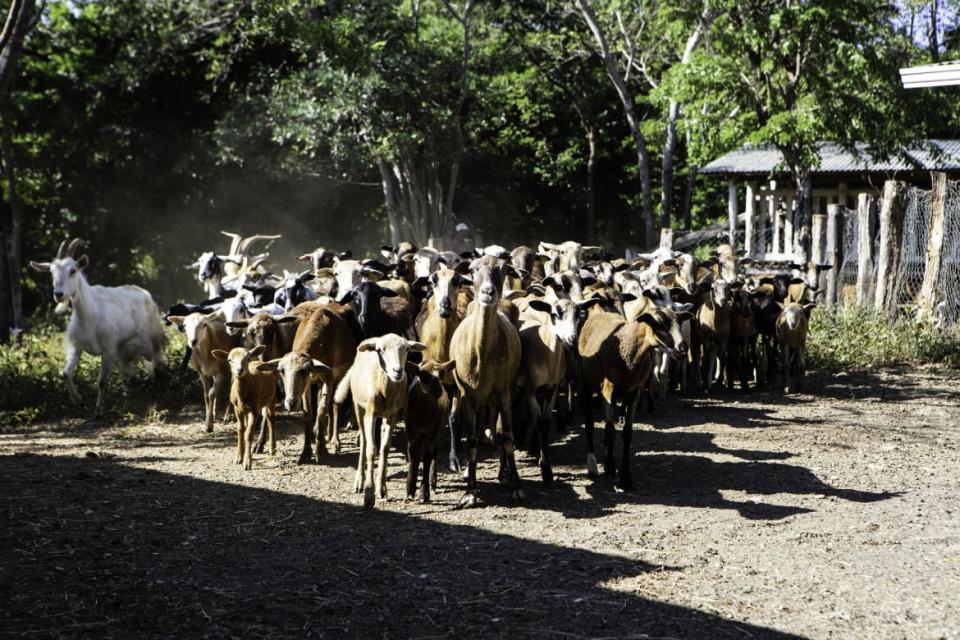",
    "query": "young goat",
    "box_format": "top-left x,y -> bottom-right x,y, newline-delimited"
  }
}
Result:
167,311 -> 237,432
335,334 -> 426,509
30,238 -> 167,417
697,279 -> 741,393
212,346 -> 277,470
405,359 -> 456,503
776,302 -> 815,394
